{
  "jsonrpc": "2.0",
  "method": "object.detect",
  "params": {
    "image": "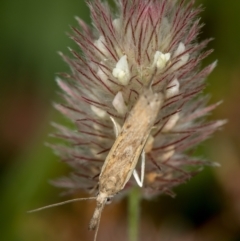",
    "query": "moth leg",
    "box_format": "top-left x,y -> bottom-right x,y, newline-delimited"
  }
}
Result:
133,150 -> 145,187
110,116 -> 121,137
